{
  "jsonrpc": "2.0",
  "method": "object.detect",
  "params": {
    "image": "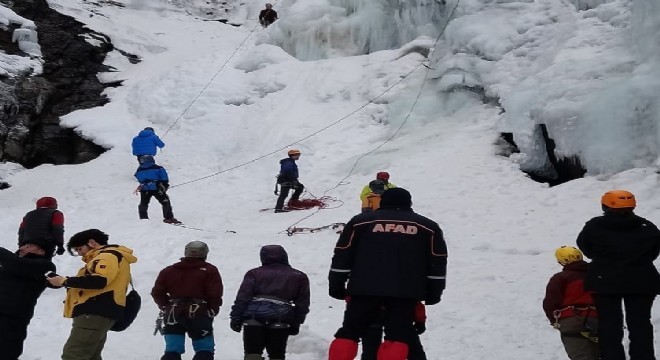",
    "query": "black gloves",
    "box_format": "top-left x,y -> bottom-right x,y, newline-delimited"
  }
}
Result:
414,322 -> 426,335
289,323 -> 300,336
56,245 -> 65,256
230,319 -> 242,333
328,271 -> 348,300
425,294 -> 441,305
